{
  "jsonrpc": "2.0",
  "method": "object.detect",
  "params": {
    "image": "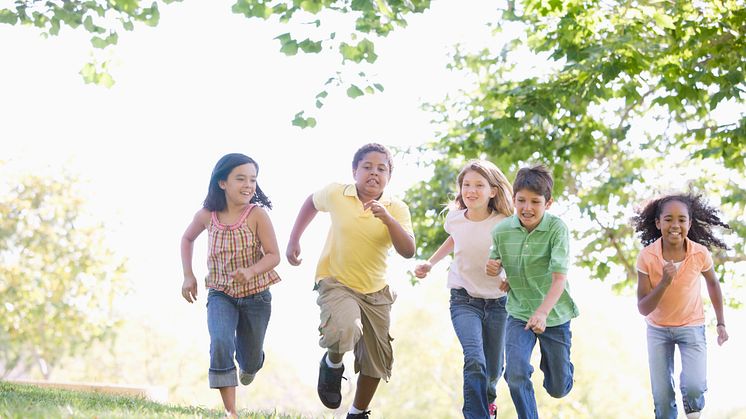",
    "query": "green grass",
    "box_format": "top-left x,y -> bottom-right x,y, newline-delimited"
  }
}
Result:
0,381 -> 303,419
